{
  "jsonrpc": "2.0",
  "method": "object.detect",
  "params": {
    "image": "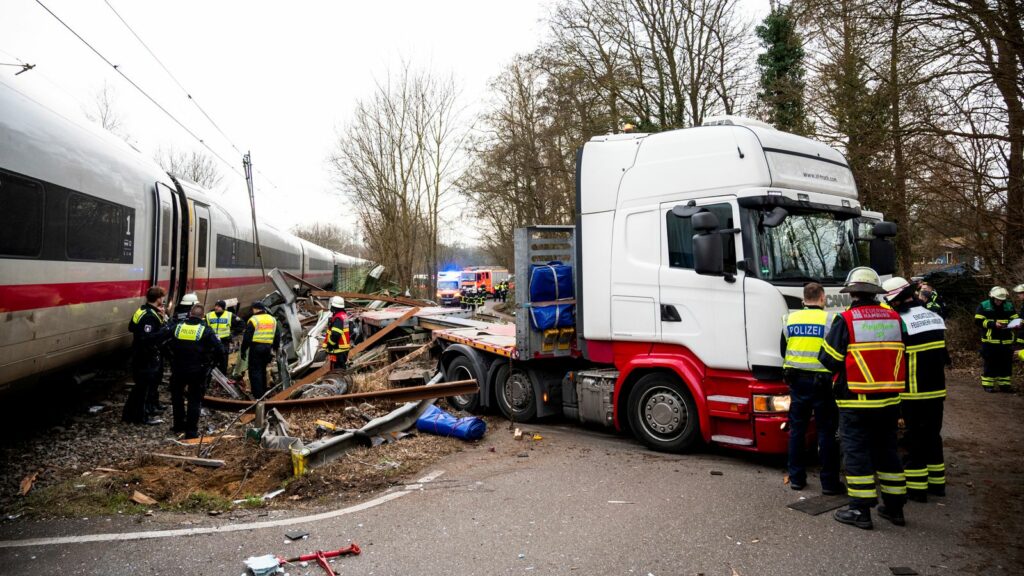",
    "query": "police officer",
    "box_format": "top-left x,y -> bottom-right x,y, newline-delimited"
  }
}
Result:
241,301 -> 280,398
782,282 -> 841,494
324,296 -> 352,370
169,304 -> 224,438
819,267 -> 907,530
122,286 -> 169,425
883,277 -> 950,502
205,300 -> 241,373
974,286 -> 1018,392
